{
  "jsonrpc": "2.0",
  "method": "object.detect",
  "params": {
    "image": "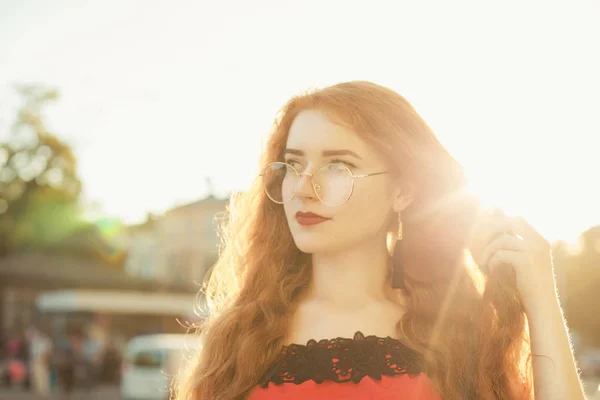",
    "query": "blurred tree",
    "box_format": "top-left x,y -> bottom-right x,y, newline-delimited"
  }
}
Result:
564,226 -> 600,347
0,85 -> 83,255
553,227 -> 600,347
